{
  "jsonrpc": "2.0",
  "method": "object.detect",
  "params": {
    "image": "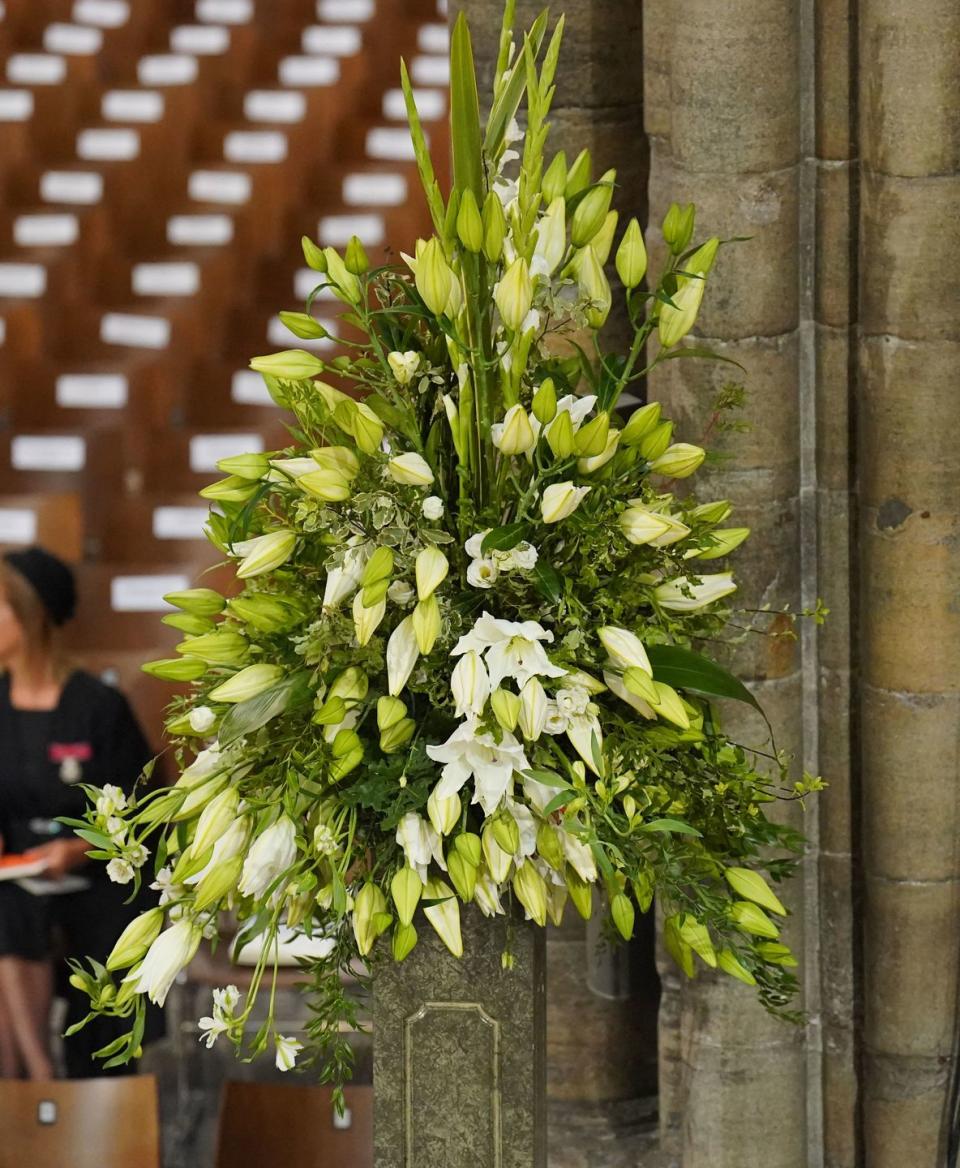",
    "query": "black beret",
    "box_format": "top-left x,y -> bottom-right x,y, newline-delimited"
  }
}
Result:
3,546 -> 77,626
